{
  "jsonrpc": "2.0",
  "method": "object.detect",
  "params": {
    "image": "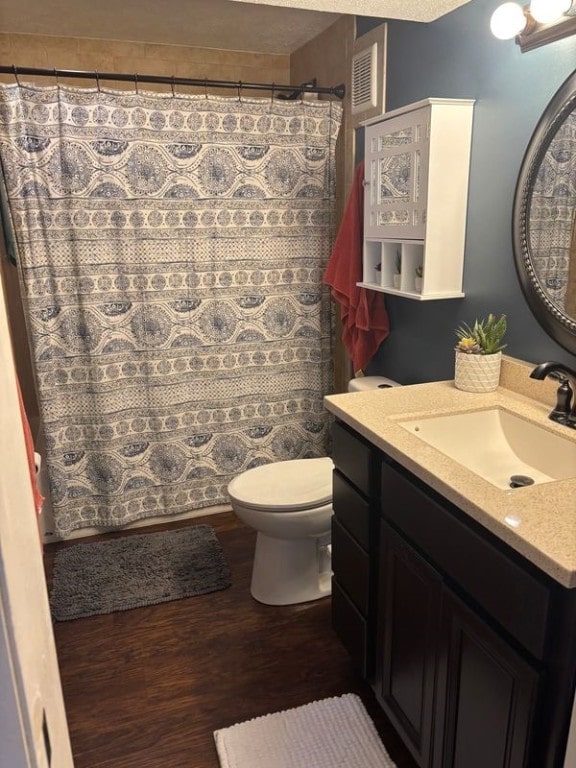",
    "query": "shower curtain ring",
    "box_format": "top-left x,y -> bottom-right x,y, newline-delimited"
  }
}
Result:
237,81 -> 242,102
204,78 -> 209,99
95,71 -> 101,92
134,73 -> 139,94
12,65 -> 21,87
171,75 -> 176,98
271,82 -> 276,102
53,68 -> 59,86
